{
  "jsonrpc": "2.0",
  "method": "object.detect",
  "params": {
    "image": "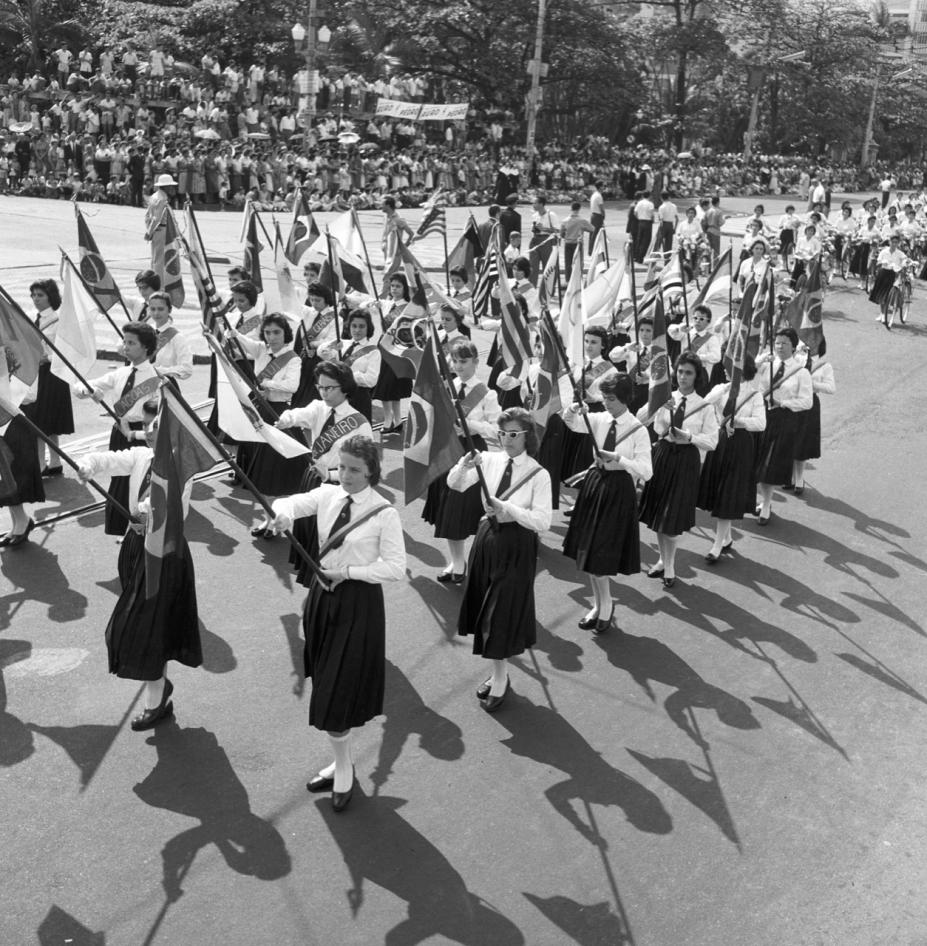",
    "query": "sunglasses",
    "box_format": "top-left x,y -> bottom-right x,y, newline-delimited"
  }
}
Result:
499,430 -> 525,440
